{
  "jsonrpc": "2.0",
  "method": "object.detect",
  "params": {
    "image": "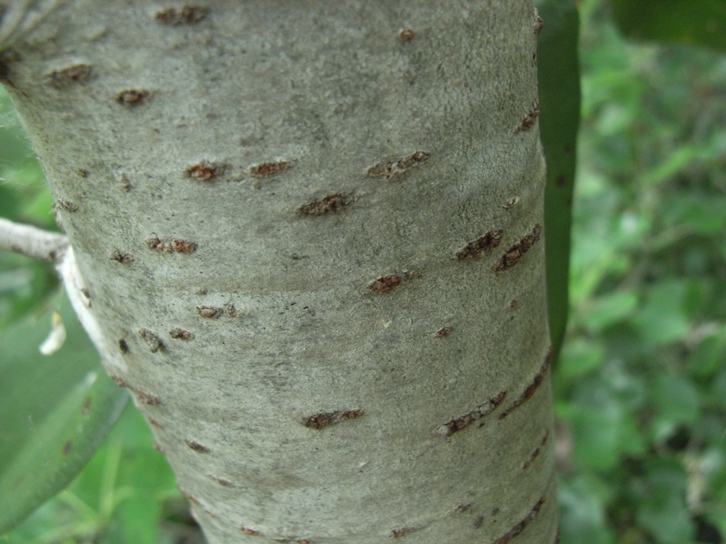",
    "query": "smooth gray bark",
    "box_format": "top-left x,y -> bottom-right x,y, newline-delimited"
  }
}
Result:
0,1 -> 556,542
